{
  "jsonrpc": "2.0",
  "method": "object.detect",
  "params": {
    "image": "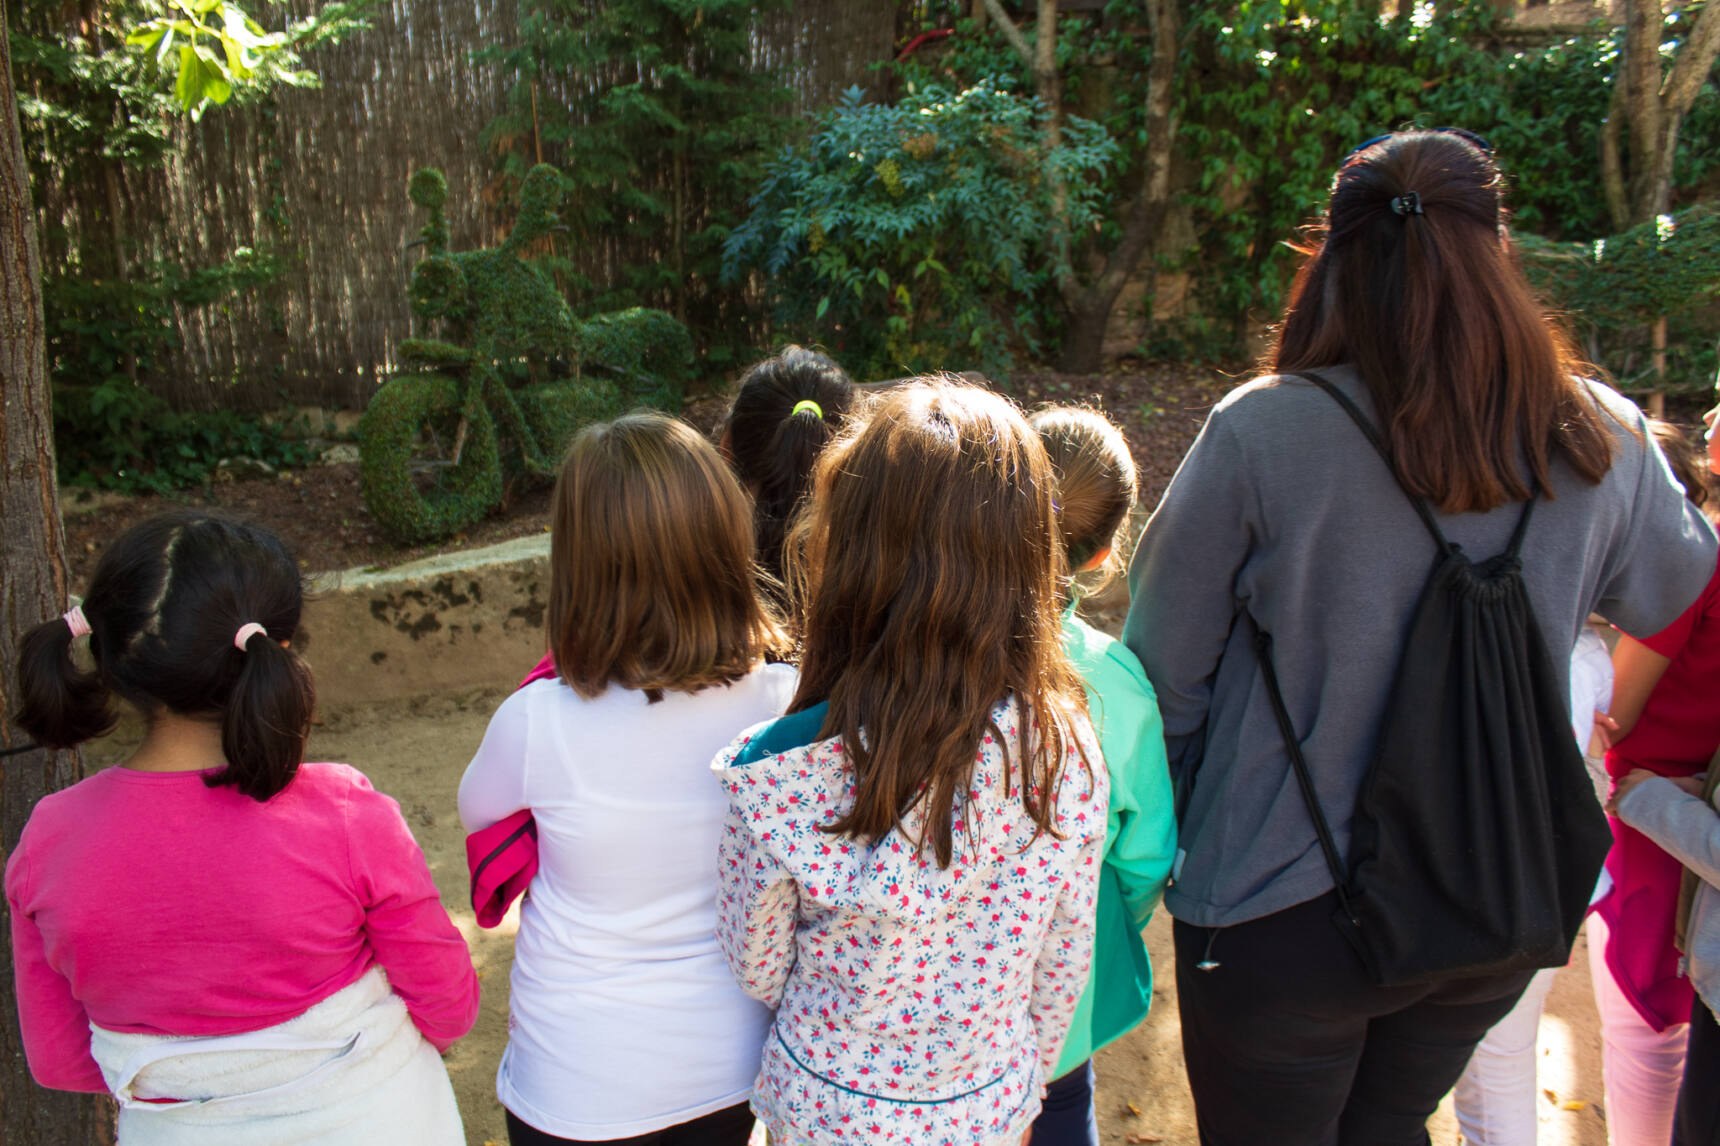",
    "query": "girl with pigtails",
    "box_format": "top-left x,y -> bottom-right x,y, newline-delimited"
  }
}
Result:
6,511 -> 478,1145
